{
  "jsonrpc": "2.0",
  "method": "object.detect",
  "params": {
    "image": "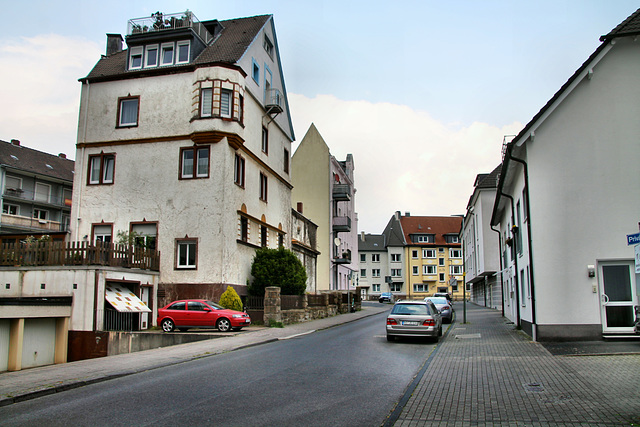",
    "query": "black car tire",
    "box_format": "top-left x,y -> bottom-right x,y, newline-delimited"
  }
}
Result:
217,318 -> 231,332
386,334 -> 394,342
161,318 -> 175,332
438,325 -> 443,337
